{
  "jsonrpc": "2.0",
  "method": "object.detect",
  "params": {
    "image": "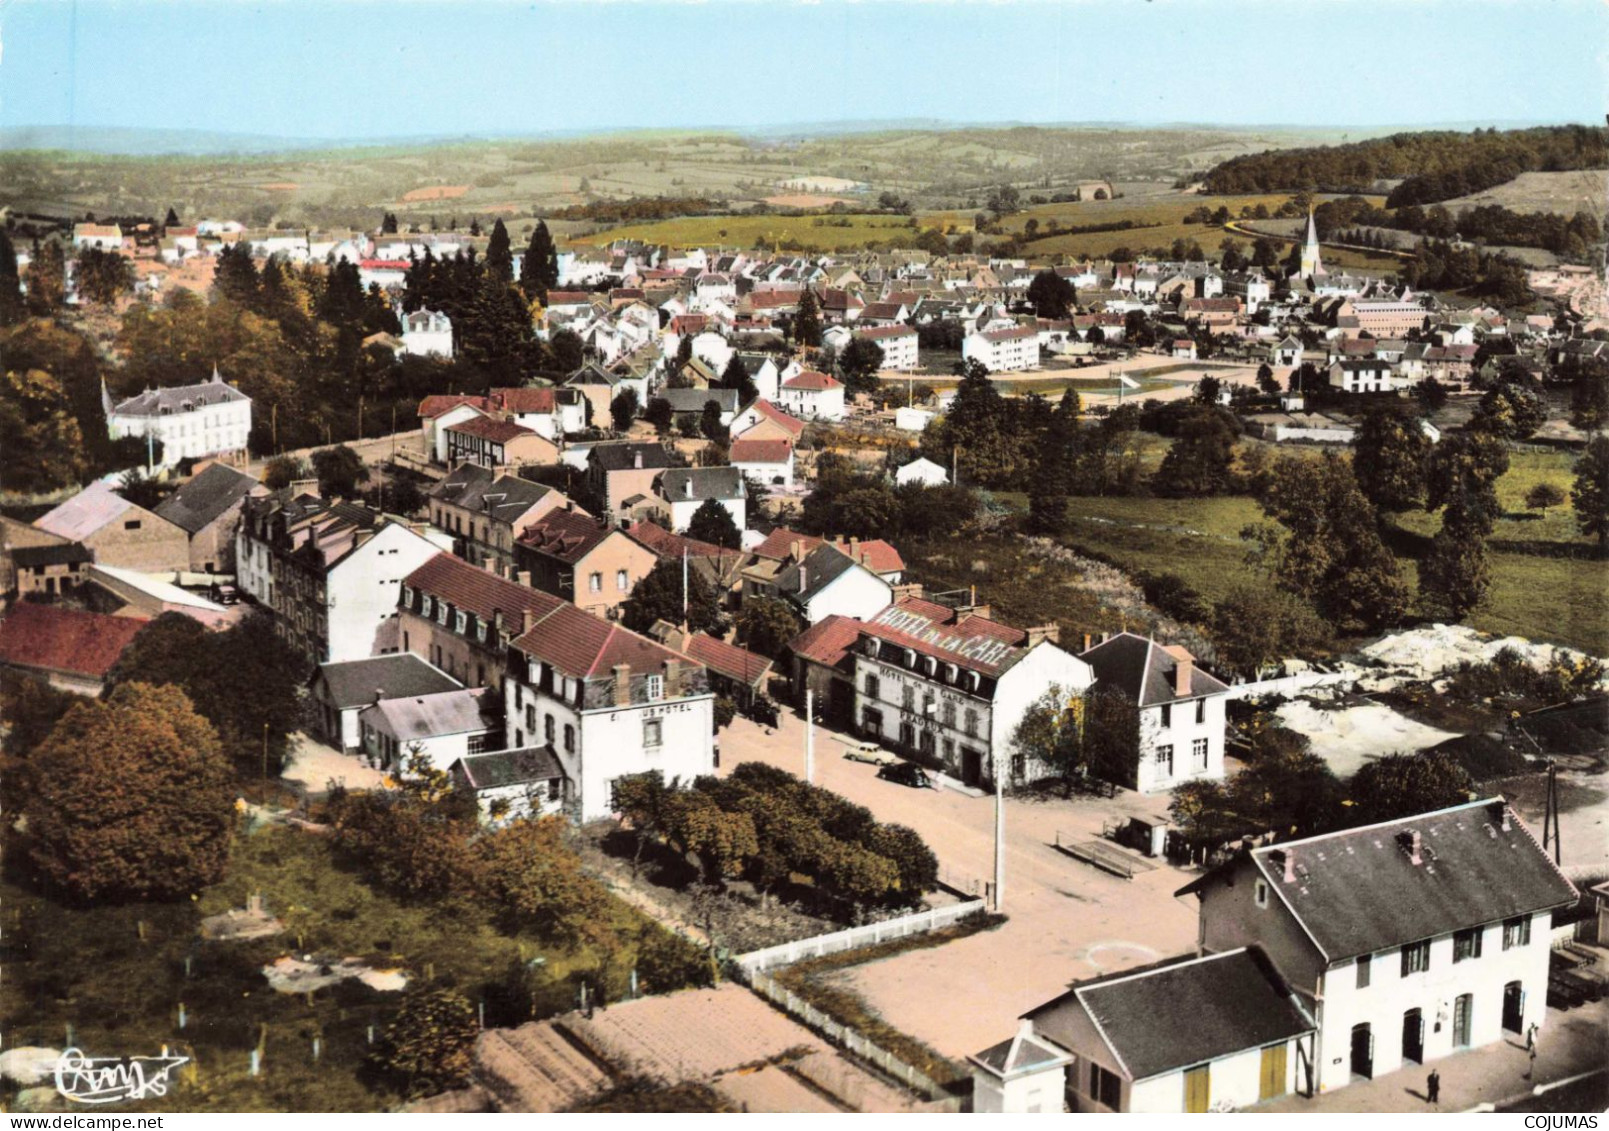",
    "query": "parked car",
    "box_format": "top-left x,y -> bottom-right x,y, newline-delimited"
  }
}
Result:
845,741 -> 895,766
210,583 -> 240,606
876,761 -> 933,789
